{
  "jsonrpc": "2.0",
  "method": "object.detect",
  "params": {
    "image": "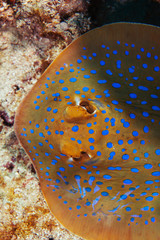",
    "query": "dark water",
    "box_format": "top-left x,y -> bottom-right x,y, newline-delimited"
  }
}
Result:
89,0 -> 160,28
